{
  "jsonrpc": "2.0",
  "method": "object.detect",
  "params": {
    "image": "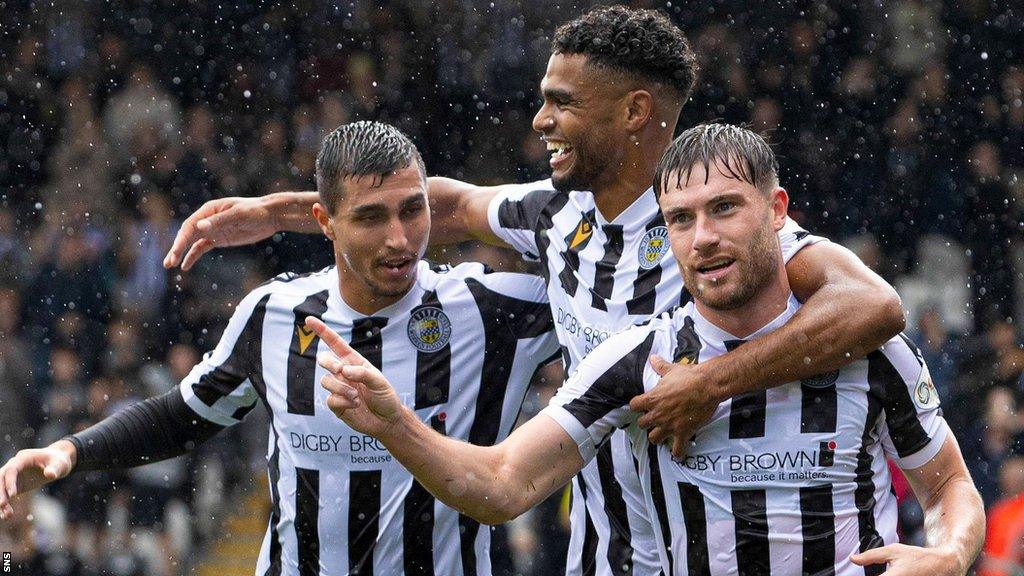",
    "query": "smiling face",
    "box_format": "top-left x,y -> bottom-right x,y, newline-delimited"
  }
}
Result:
660,160 -> 788,312
314,165 -> 429,313
532,54 -> 631,192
